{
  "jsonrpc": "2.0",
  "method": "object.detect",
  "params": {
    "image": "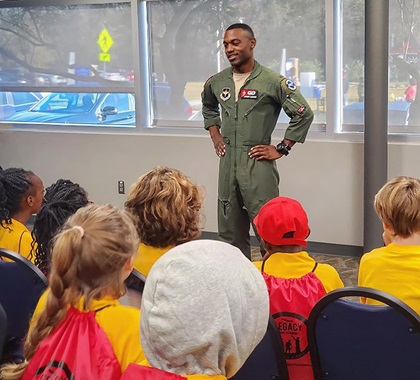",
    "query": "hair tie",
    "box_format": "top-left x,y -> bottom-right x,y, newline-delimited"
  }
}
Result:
72,225 -> 85,238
